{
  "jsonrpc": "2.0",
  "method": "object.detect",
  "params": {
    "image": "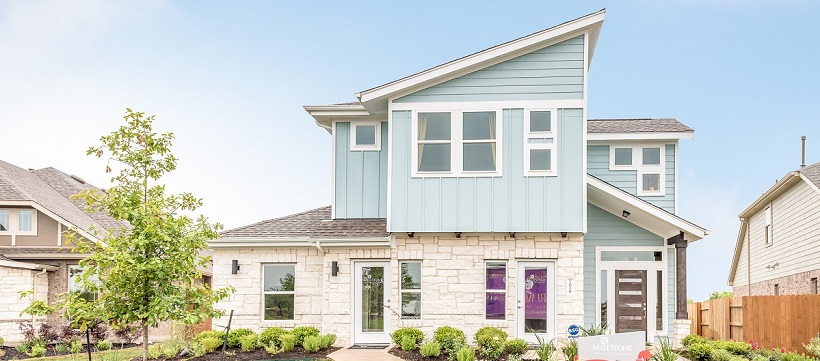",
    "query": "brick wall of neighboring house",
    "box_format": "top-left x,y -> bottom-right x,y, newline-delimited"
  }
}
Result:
733,269 -> 820,296
212,234 -> 585,346
0,266 -> 49,343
